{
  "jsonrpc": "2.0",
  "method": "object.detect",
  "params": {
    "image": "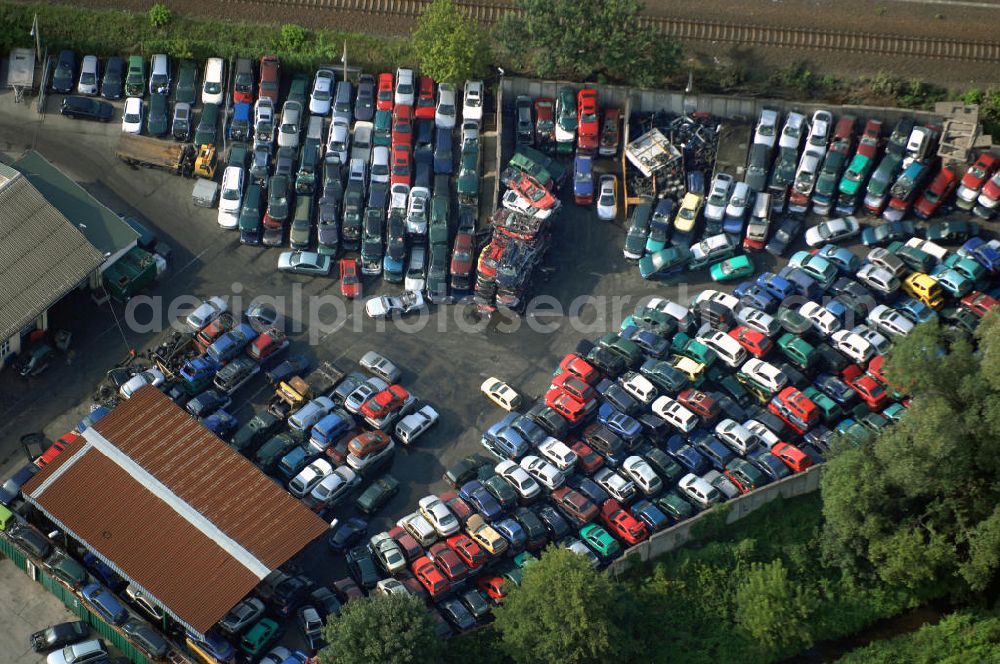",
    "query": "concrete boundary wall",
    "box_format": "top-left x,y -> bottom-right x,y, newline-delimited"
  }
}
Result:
501,77 -> 941,126
607,465 -> 823,575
